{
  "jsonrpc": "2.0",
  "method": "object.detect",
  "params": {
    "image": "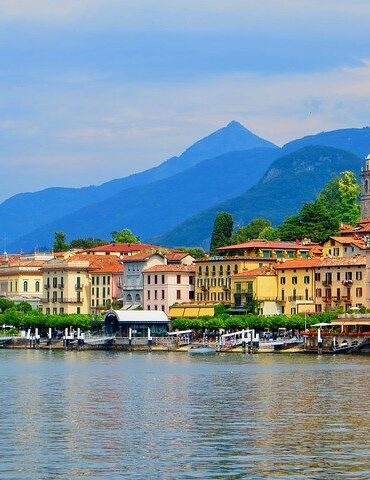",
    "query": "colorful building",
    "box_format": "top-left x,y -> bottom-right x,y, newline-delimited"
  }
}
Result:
216,240 -> 314,258
322,236 -> 366,257
143,264 -> 195,314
